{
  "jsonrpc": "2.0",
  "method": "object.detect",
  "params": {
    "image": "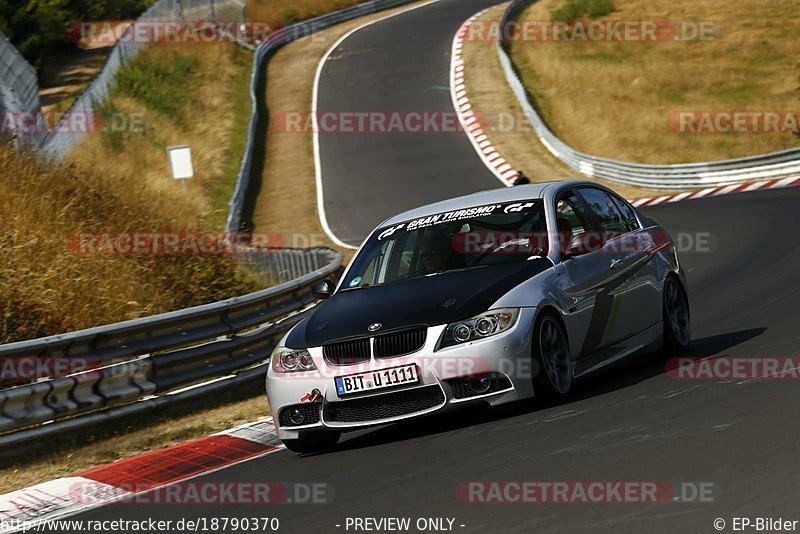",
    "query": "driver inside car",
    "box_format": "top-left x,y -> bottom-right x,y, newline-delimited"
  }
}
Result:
420,236 -> 453,275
